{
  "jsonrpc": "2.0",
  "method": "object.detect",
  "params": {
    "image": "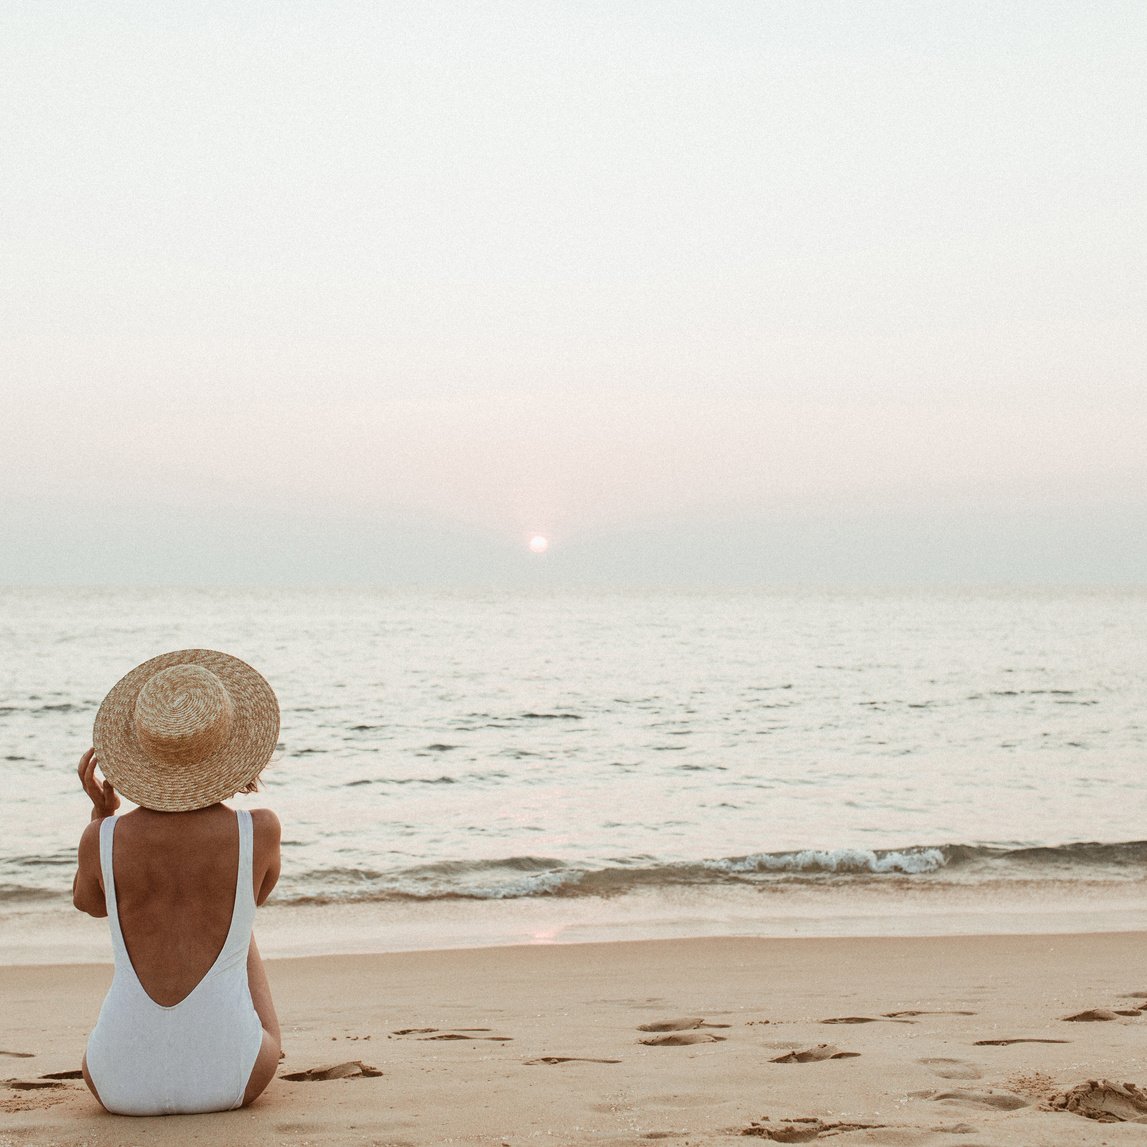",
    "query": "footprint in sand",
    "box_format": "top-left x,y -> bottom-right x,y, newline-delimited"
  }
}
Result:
393,1027 -> 512,1041
821,1015 -> 915,1025
882,1010 -> 977,1017
640,1032 -> 726,1046
0,1052 -> 35,1059
918,1058 -> 982,1080
637,1018 -> 730,1046
741,1116 -> 887,1140
770,1044 -> 860,1063
974,1037 -> 1069,1046
910,1087 -> 1028,1111
422,1032 -> 513,1042
1046,1079 -> 1147,1122
637,1017 -> 731,1032
0,1069 -> 83,1095
524,1056 -> 622,1065
1061,1009 -> 1126,1022
280,1060 -> 382,1081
